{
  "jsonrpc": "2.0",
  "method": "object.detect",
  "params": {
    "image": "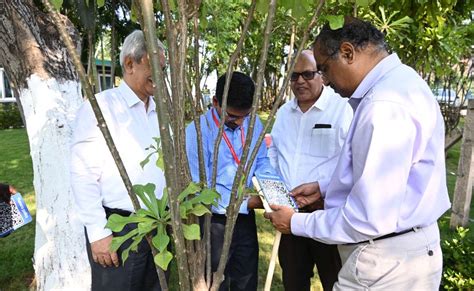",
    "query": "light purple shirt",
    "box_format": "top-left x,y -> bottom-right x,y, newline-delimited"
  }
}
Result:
291,54 -> 451,244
